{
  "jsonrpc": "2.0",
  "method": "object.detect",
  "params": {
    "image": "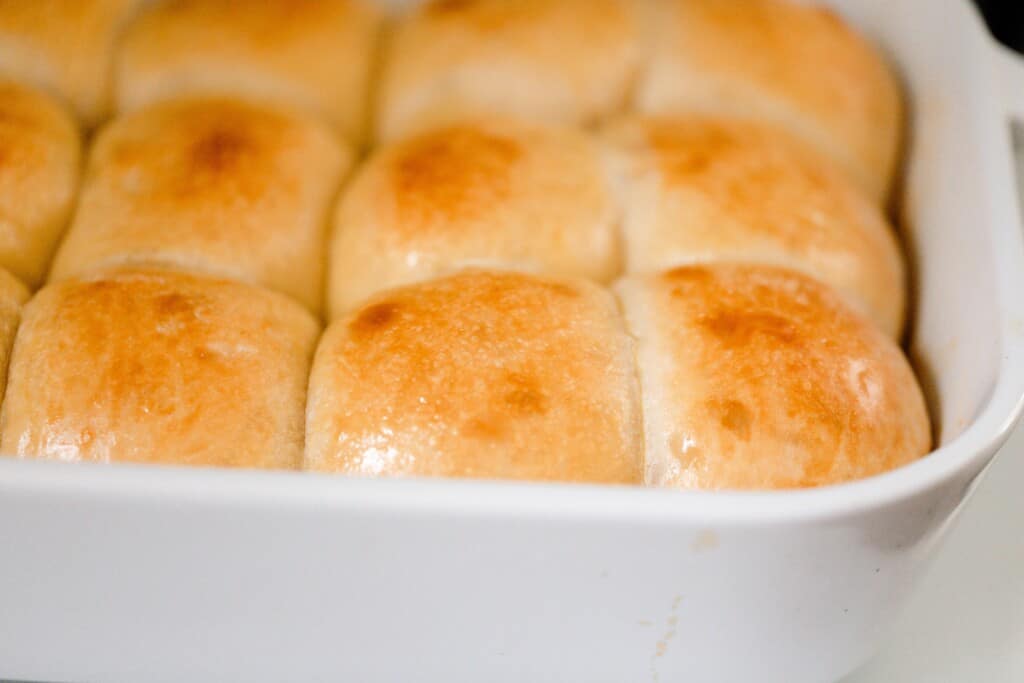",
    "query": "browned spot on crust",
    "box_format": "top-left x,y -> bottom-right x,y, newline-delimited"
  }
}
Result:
102,100 -> 290,206
349,301 -> 401,338
646,121 -> 738,182
189,127 -> 254,174
503,371 -> 547,416
393,126 -> 522,228
699,310 -> 798,348
463,416 -> 505,440
154,292 -> 195,317
665,265 -> 714,286
715,399 -> 752,441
